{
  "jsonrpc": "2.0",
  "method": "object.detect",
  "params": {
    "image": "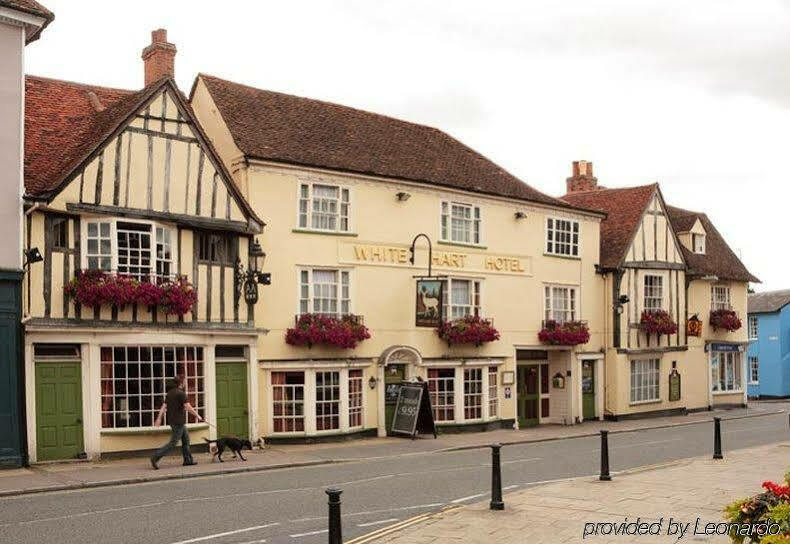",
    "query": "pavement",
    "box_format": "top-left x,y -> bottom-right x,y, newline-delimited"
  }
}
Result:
359,441 -> 790,544
0,400 -> 786,497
